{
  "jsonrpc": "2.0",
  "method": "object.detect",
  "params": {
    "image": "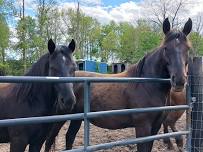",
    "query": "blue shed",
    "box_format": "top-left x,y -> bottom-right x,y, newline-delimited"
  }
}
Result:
111,63 -> 127,74
98,62 -> 107,73
77,60 -> 96,72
